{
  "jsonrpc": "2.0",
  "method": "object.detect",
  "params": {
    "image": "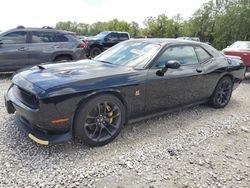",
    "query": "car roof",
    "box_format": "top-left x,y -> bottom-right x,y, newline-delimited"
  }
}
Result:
5,28 -> 75,35
235,41 -> 250,42
128,38 -> 205,46
101,31 -> 129,34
